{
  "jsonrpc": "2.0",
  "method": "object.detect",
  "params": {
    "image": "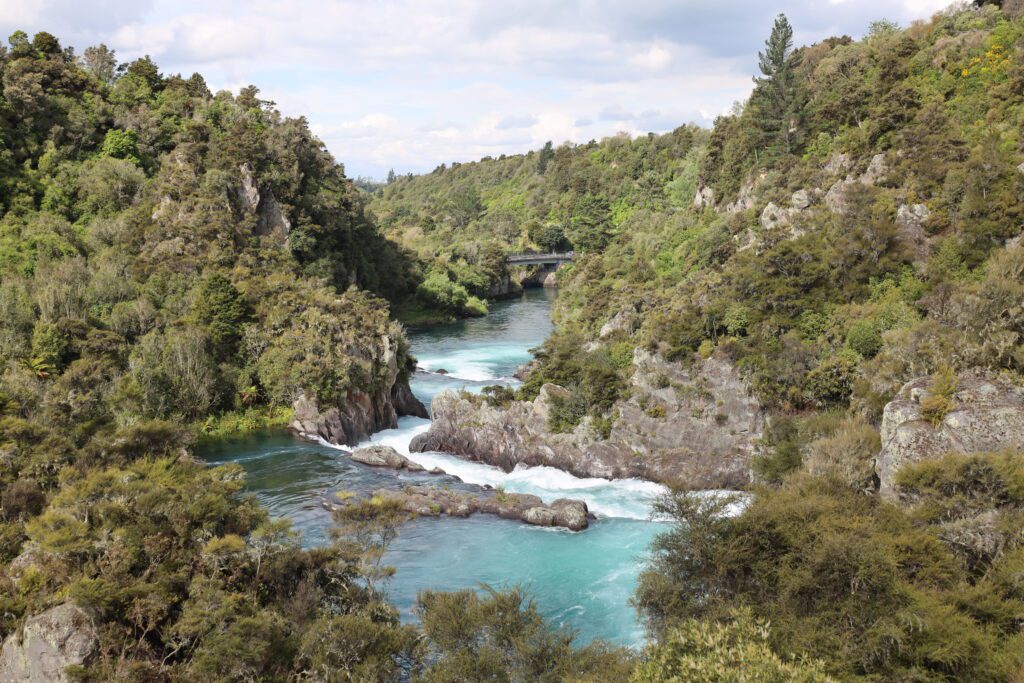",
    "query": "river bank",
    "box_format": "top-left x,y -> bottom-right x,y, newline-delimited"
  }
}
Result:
199,288 -> 668,646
